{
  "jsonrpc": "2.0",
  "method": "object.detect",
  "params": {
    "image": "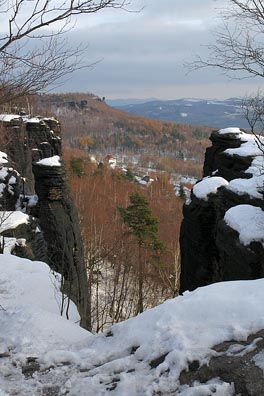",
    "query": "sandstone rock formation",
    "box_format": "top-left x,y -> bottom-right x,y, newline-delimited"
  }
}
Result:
180,127 -> 264,293
0,115 -> 90,329
32,159 -> 90,330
